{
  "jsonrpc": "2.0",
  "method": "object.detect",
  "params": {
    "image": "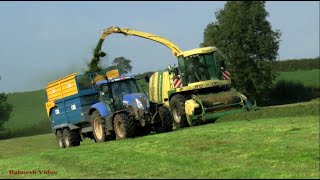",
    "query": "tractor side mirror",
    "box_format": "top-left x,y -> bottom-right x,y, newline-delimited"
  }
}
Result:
144,76 -> 150,83
167,64 -> 172,71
